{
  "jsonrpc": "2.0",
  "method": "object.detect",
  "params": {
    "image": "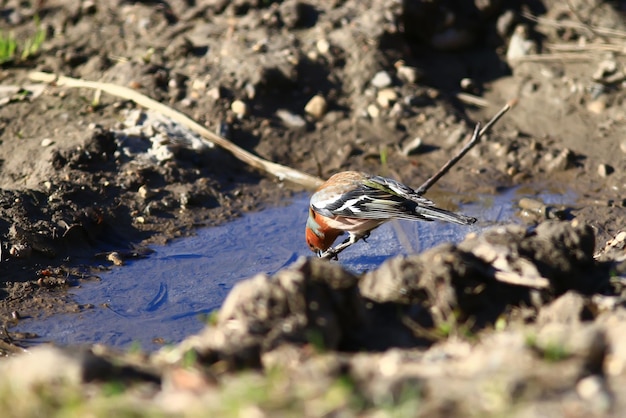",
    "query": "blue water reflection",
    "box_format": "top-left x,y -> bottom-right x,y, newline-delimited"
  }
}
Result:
14,187 -> 575,350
